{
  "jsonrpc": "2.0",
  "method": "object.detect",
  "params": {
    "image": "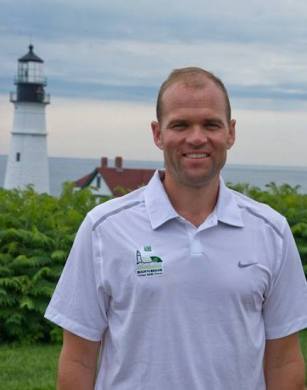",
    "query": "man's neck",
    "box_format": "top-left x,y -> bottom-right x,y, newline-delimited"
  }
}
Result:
162,174 -> 220,227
